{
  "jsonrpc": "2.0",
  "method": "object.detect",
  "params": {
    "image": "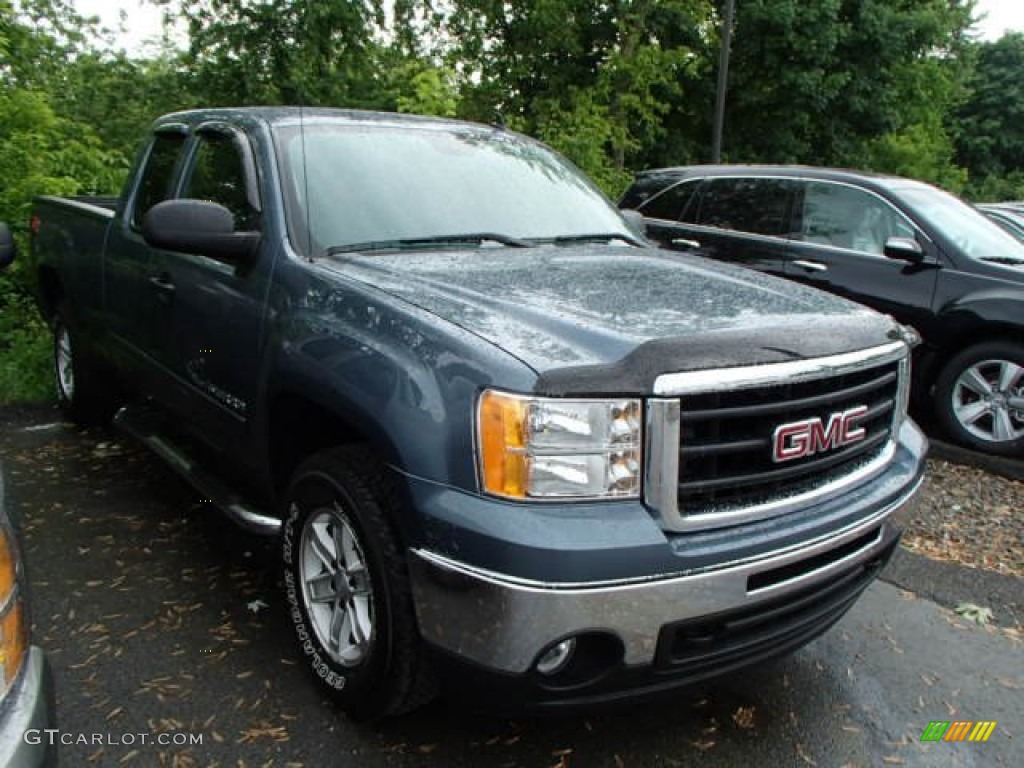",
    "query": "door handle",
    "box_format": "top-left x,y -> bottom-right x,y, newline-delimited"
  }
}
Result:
792,260 -> 828,273
149,273 -> 176,300
671,238 -> 701,250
